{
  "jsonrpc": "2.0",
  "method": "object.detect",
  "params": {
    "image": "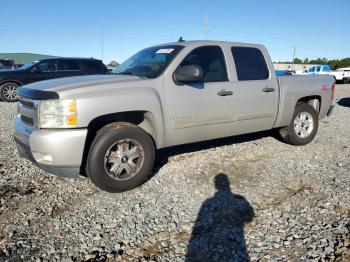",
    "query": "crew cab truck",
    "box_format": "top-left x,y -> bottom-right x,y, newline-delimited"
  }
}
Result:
295,64 -> 331,75
14,40 -> 335,193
